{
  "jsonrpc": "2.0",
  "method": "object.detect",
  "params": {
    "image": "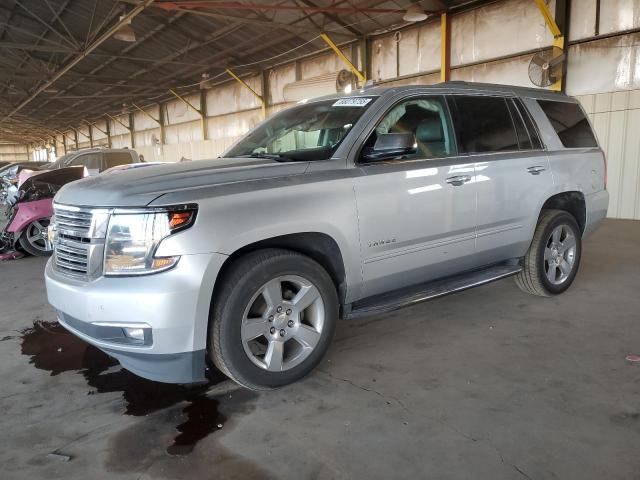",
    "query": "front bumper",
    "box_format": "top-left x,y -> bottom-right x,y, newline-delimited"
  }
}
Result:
45,252 -> 228,383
